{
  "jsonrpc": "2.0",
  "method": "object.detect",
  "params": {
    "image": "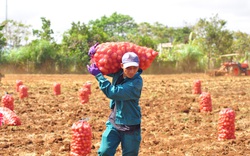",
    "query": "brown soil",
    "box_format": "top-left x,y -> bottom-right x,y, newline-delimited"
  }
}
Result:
0,74 -> 249,156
